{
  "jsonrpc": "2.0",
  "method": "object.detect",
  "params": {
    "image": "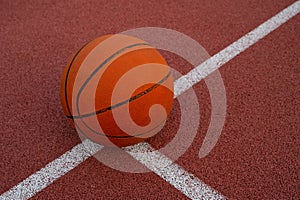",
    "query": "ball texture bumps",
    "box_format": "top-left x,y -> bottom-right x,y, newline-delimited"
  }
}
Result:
60,34 -> 174,147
